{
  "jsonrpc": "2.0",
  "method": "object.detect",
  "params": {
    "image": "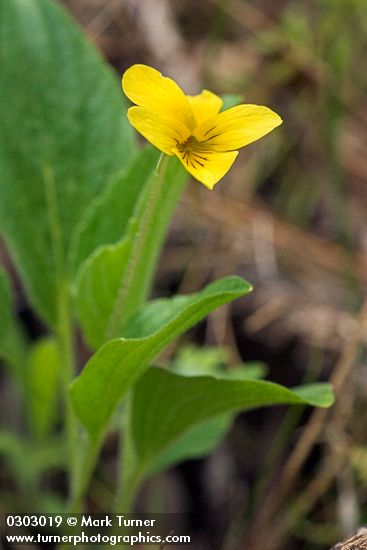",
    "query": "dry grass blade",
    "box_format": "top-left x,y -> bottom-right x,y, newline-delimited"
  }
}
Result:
244,299 -> 367,550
